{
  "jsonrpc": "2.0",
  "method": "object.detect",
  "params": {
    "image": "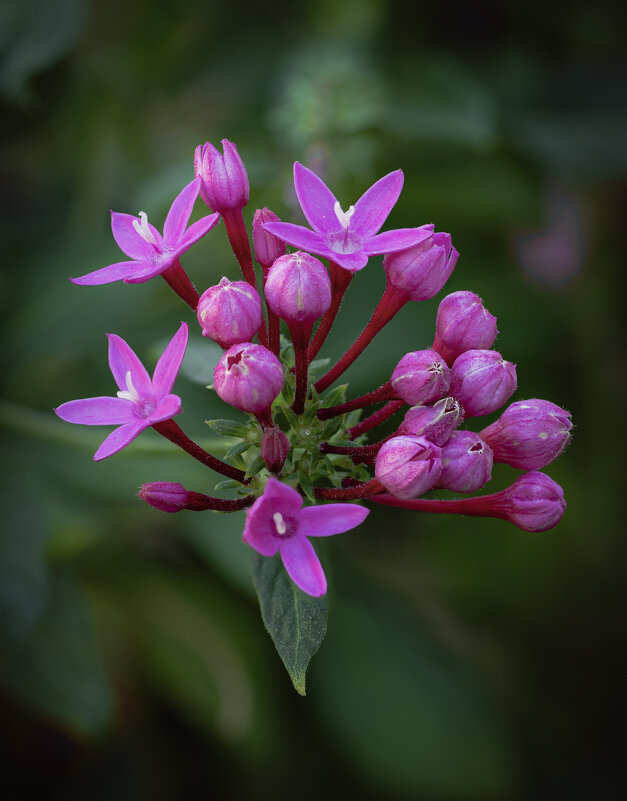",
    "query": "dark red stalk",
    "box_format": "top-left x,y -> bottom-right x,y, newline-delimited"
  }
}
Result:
314,478 -> 384,500
317,382 -> 395,420
308,262 -> 353,361
221,209 -> 256,287
180,492 -> 255,511
315,284 -> 409,392
161,260 -> 200,310
255,407 -> 274,430
152,419 -> 247,483
320,435 -> 392,464
368,491 -> 510,521
348,400 -> 405,439
262,264 -> 281,356
289,322 -> 313,415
